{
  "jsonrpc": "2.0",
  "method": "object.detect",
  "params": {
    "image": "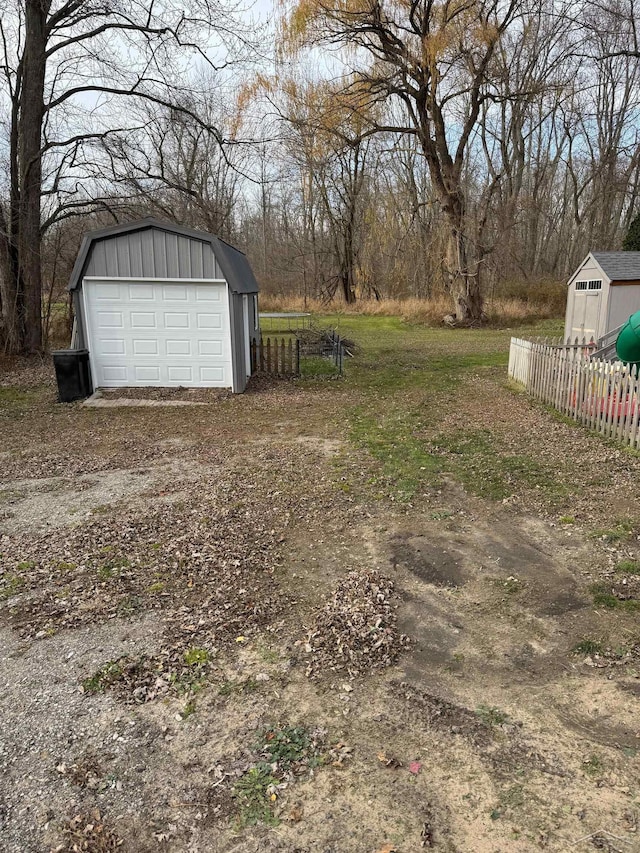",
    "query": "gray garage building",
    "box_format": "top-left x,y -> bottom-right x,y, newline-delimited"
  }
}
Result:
68,218 -> 260,393
564,251 -> 640,343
